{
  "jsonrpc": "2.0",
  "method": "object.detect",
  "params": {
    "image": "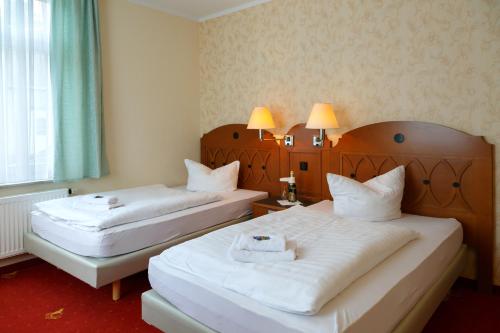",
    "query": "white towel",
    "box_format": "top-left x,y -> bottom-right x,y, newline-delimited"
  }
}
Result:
81,195 -> 119,206
228,235 -> 296,263
72,201 -> 124,211
235,233 -> 286,252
